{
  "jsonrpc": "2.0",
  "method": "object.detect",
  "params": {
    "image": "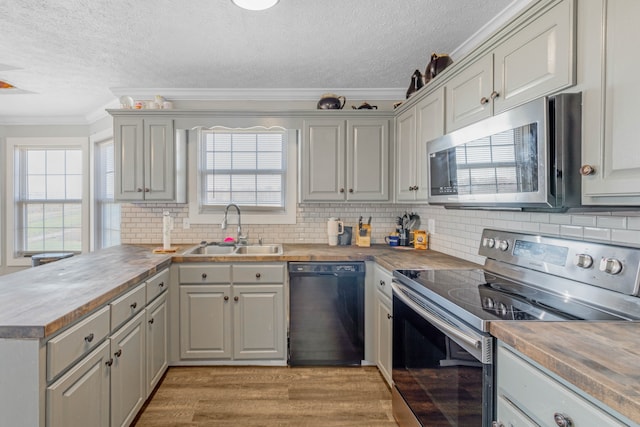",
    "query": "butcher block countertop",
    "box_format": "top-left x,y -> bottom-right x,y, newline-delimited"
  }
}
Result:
0,244 -> 475,340
491,321 -> 640,424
